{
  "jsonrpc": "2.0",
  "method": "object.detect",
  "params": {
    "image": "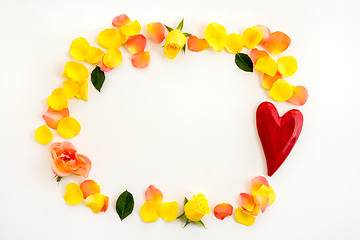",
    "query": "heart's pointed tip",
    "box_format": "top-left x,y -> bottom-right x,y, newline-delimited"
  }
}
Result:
267,167 -> 276,177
